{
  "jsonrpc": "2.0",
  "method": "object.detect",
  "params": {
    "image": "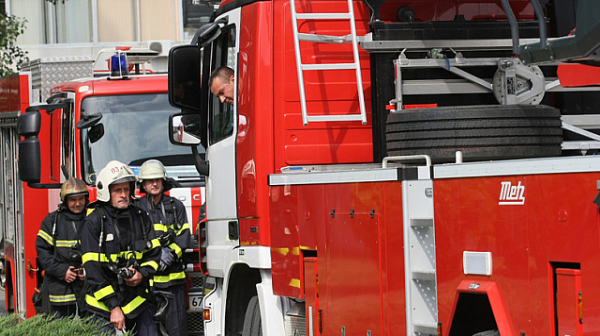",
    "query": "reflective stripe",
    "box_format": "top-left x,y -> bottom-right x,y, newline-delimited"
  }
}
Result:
168,242 -> 183,258
86,208 -> 95,216
55,240 -> 79,248
154,223 -> 168,233
82,251 -> 144,264
94,285 -> 115,300
154,271 -> 186,283
86,291 -> 147,316
86,294 -> 110,312
49,294 -> 76,303
155,222 -> 189,236
141,260 -> 159,271
121,295 -> 146,315
119,251 -> 144,260
177,223 -> 190,235
141,240 -> 160,259
38,230 -> 53,246
82,252 -> 113,264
